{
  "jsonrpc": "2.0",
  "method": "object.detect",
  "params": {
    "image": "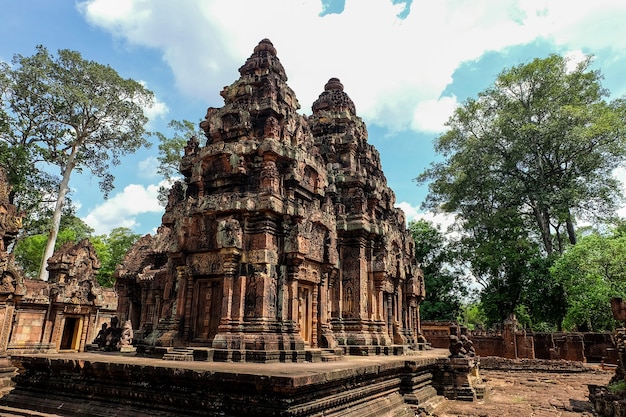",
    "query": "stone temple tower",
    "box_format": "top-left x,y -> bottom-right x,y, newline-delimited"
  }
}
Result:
115,39 -> 425,362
